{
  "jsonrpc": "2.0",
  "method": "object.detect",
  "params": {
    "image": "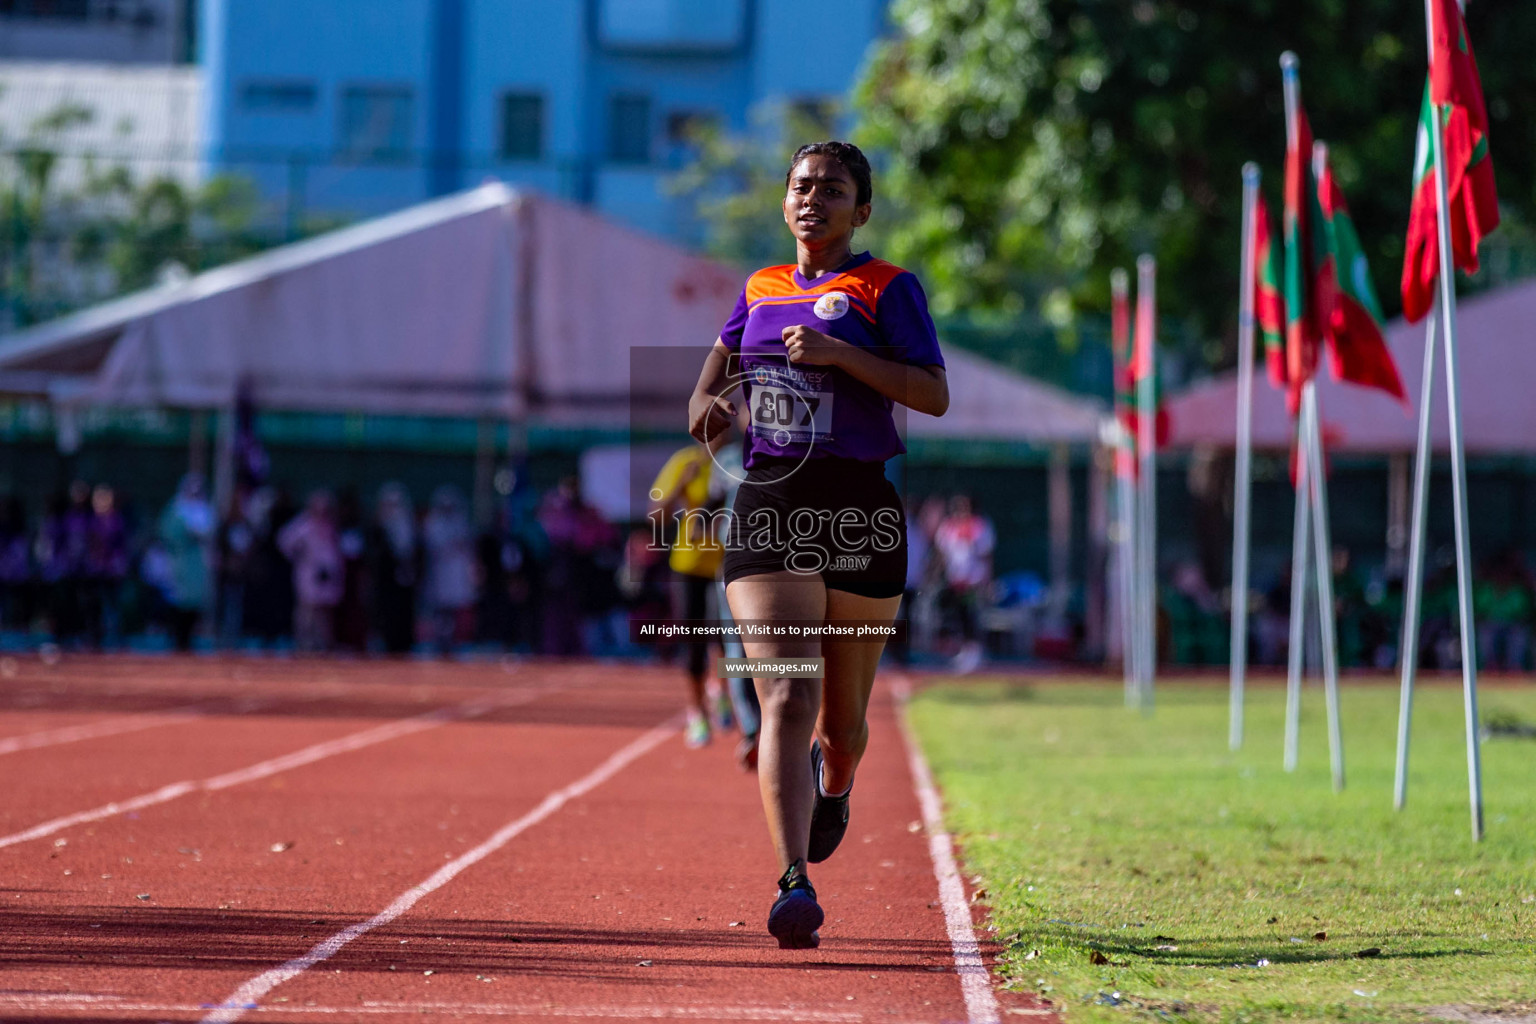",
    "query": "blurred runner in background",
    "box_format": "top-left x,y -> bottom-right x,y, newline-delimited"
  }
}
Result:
651,432 -> 736,748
